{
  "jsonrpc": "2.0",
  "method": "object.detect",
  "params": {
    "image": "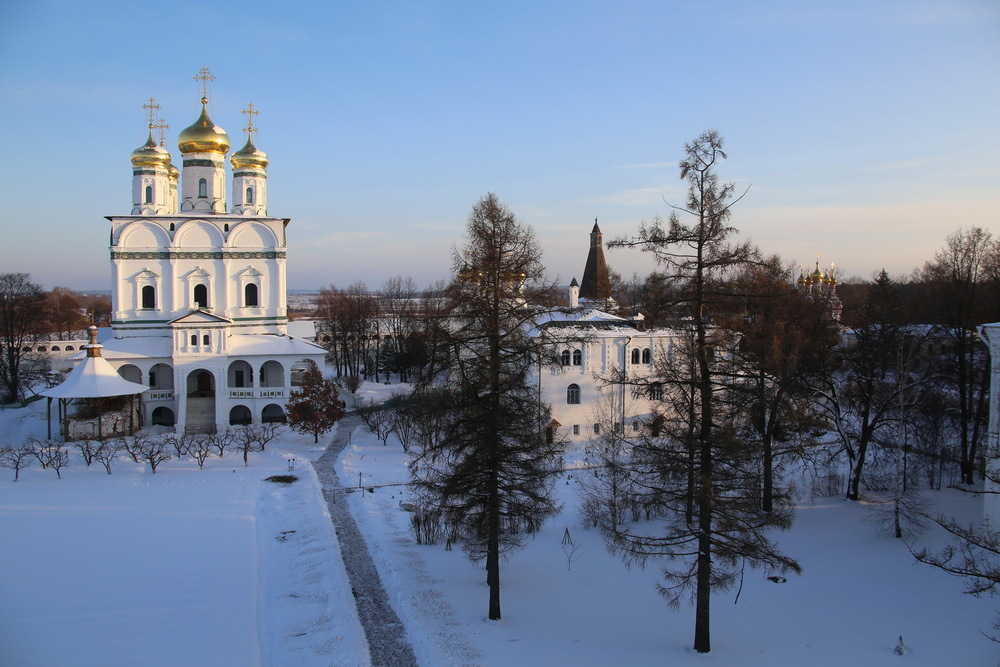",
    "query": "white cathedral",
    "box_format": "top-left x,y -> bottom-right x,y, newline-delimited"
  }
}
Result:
97,72 -> 325,434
